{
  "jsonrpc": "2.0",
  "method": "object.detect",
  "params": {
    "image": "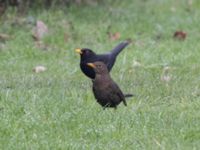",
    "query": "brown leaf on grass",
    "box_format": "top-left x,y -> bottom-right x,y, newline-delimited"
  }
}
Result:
0,33 -> 11,41
160,66 -> 172,85
107,32 -> 120,41
170,6 -> 176,12
32,20 -> 48,41
173,31 -> 187,40
132,60 -> 142,68
33,65 -> 47,73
